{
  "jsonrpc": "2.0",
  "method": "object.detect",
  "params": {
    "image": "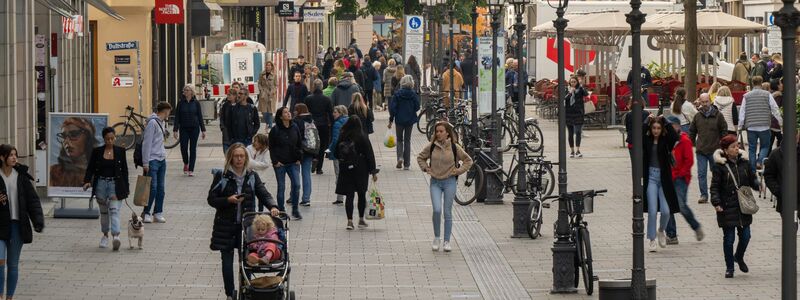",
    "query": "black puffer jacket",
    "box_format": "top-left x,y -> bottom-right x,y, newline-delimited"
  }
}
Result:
763,145 -> 800,213
565,86 -> 588,126
207,169 -> 277,251
710,149 -> 758,228
269,121 -> 303,165
0,164 -> 44,243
